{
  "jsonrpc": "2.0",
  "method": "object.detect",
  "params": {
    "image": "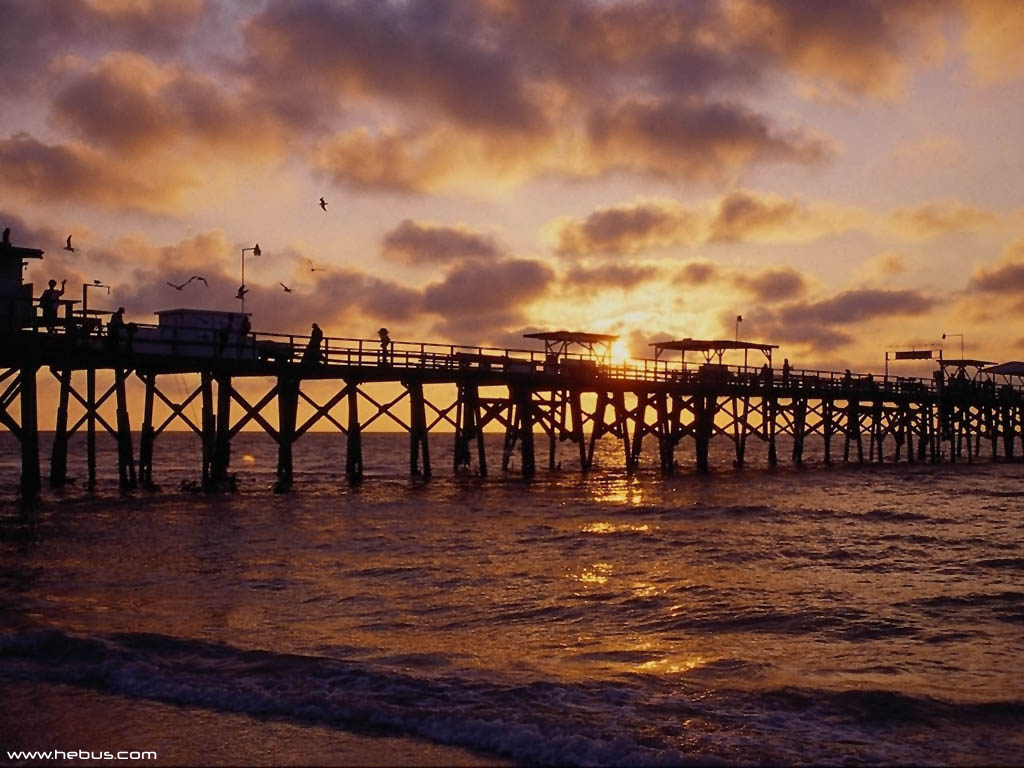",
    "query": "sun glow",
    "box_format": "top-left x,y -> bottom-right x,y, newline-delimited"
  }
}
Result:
609,340 -> 630,364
